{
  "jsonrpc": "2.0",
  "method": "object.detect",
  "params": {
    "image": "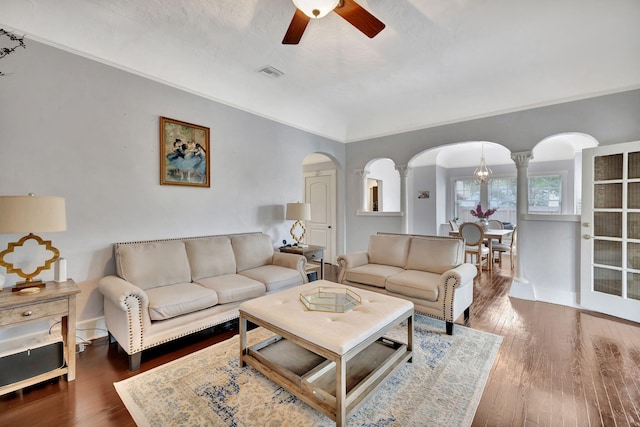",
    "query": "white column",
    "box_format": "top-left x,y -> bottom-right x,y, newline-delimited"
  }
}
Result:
395,164 -> 411,233
510,151 -> 535,300
355,169 -> 369,212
